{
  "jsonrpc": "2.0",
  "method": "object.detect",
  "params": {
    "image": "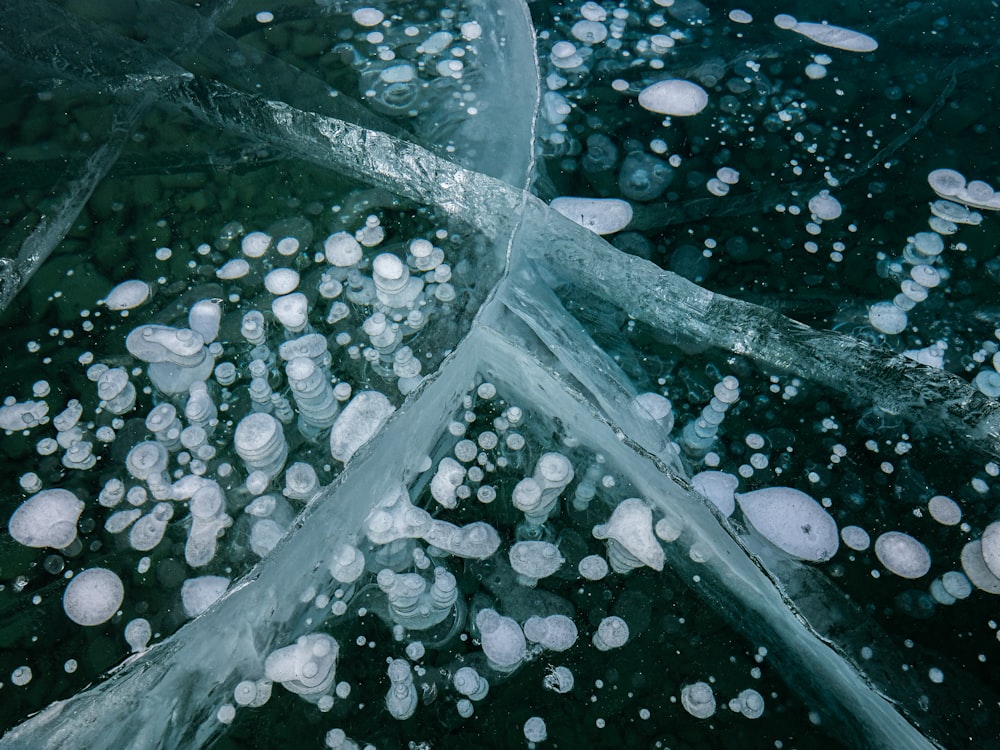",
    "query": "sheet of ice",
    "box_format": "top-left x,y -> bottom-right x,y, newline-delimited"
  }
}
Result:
0,2 -> 992,749
23,8 -> 975,469
2,288 -> 943,750
0,0 -> 249,317
472,329 -> 935,748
